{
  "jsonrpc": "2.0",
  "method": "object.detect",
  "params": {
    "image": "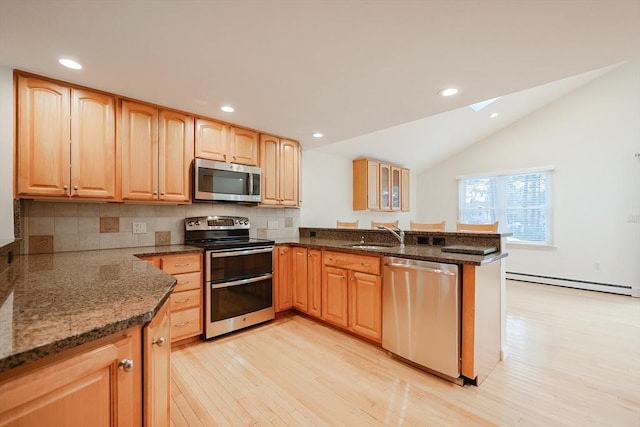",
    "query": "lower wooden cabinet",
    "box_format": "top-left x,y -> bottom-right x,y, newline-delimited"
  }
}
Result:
275,246 -> 293,312
0,302 -> 172,427
322,266 -> 349,328
349,271 -> 382,341
144,300 -> 171,427
307,249 -> 322,319
321,251 -> 382,342
0,327 -> 142,427
142,253 -> 203,343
